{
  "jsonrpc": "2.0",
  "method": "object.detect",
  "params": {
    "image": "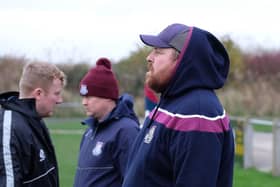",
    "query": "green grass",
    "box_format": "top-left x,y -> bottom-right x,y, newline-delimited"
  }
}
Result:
47,118 -> 280,187
46,118 -> 86,130
234,164 -> 280,187
51,134 -> 81,187
253,125 -> 273,132
230,118 -> 274,133
47,118 -> 84,187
